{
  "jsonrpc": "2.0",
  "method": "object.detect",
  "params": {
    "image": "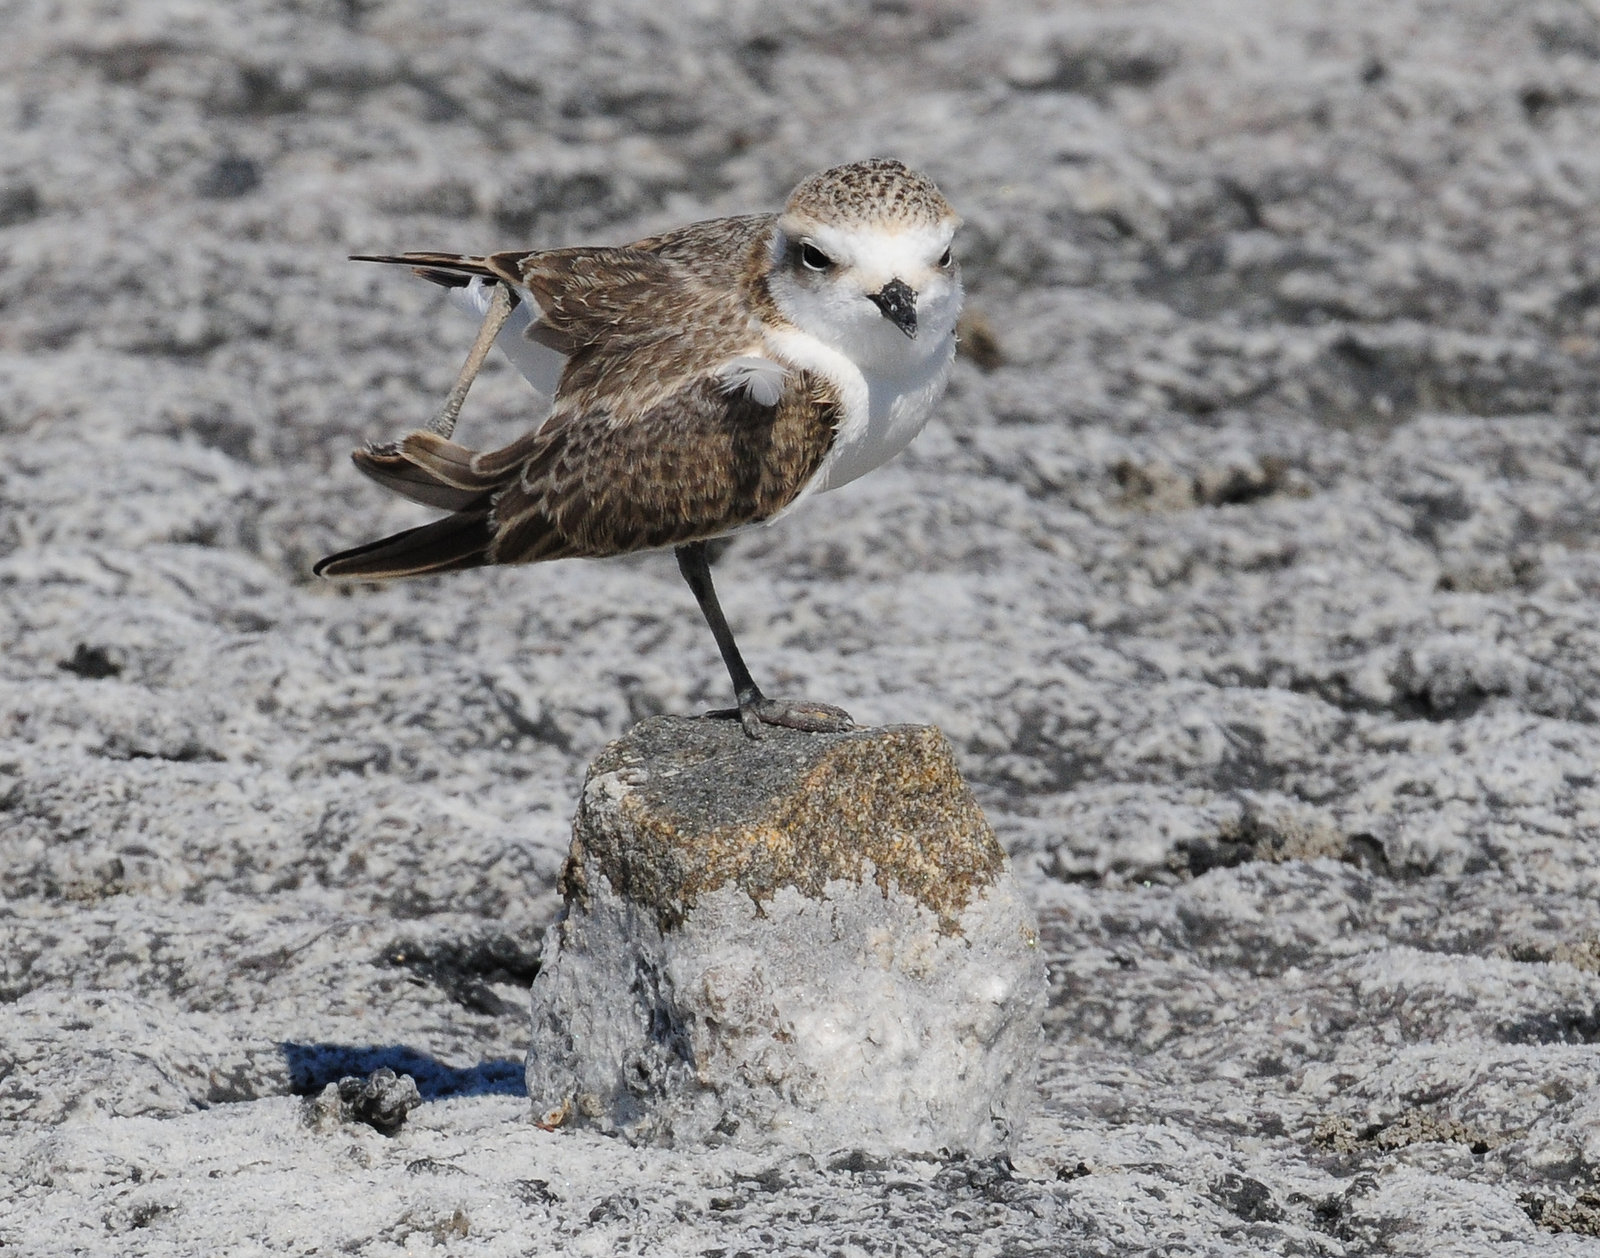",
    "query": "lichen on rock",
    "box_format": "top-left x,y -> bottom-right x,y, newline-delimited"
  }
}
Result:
562,717 -> 1008,933
528,717 -> 1044,1154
